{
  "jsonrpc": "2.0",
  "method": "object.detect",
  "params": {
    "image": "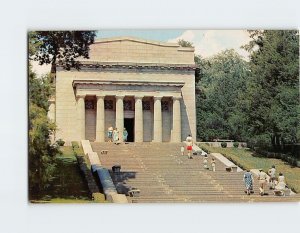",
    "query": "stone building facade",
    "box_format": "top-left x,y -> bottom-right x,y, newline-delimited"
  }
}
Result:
49,37 -> 196,143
